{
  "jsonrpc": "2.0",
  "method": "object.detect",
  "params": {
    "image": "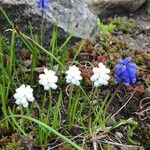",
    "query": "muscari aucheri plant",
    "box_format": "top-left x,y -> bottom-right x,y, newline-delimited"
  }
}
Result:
0,0 -> 138,149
